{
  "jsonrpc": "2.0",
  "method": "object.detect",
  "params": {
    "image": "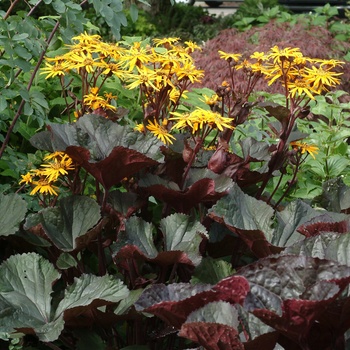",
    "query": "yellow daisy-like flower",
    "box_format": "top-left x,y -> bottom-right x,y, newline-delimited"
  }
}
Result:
30,178 -> 59,196
71,32 -> 101,45
146,119 -> 176,145
170,108 -> 234,134
43,151 -> 66,161
19,172 -> 33,185
134,123 -> 145,133
291,141 -> 319,159
250,51 -> 267,61
67,51 -> 101,73
90,87 -> 99,95
303,65 -> 342,92
268,46 -> 303,64
40,61 -> 67,79
184,41 -> 202,54
119,42 -> 150,72
40,155 -> 74,182
175,59 -> 204,84
218,50 -> 242,62
153,37 -> 180,47
287,77 -> 316,100
126,65 -> 159,91
83,93 -> 117,111
202,94 -> 221,106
